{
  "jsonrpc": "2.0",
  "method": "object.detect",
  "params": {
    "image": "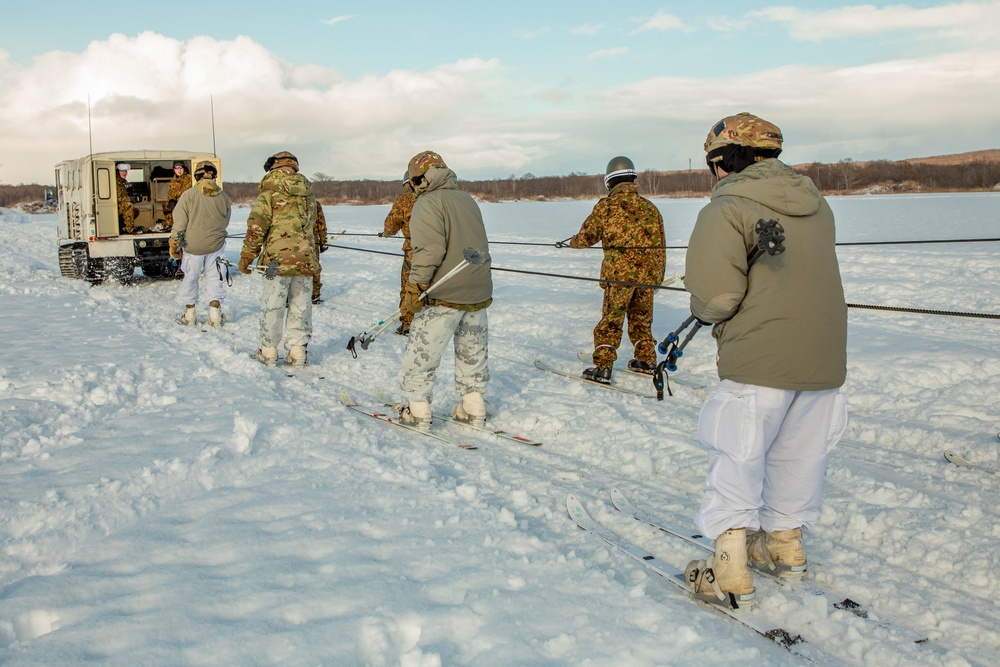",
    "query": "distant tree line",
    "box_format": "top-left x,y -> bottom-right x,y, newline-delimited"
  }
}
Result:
3,157 -> 998,208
